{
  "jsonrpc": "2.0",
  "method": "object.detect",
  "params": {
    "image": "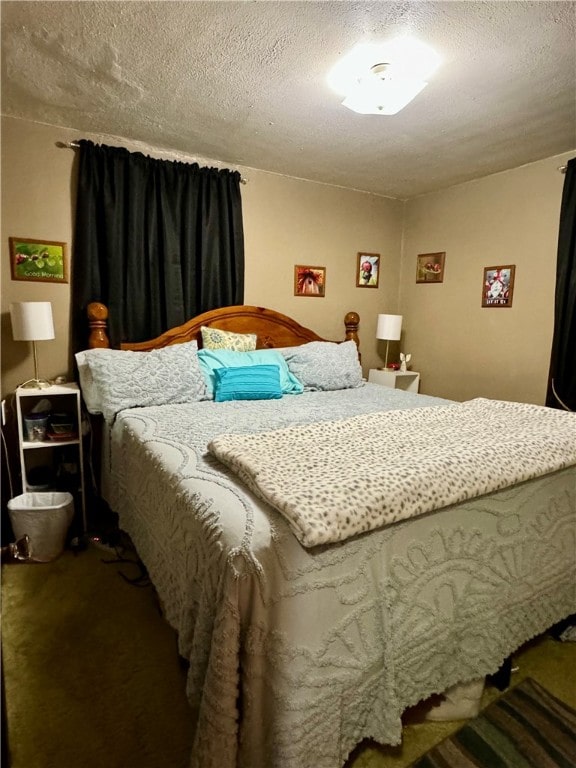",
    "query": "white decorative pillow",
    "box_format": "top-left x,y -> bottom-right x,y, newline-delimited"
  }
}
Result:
201,325 -> 257,352
75,348 -> 129,414
78,341 -> 208,420
280,340 -> 363,391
